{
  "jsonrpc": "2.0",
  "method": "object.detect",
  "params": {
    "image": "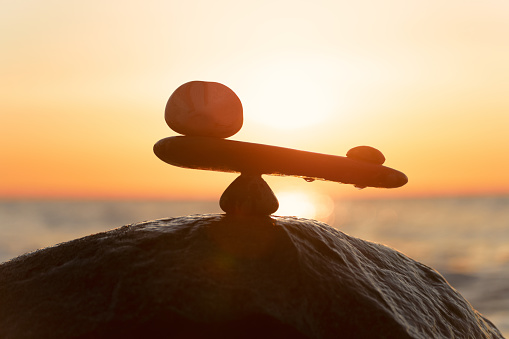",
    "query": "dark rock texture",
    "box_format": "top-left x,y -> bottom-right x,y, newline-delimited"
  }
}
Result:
0,214 -> 503,338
